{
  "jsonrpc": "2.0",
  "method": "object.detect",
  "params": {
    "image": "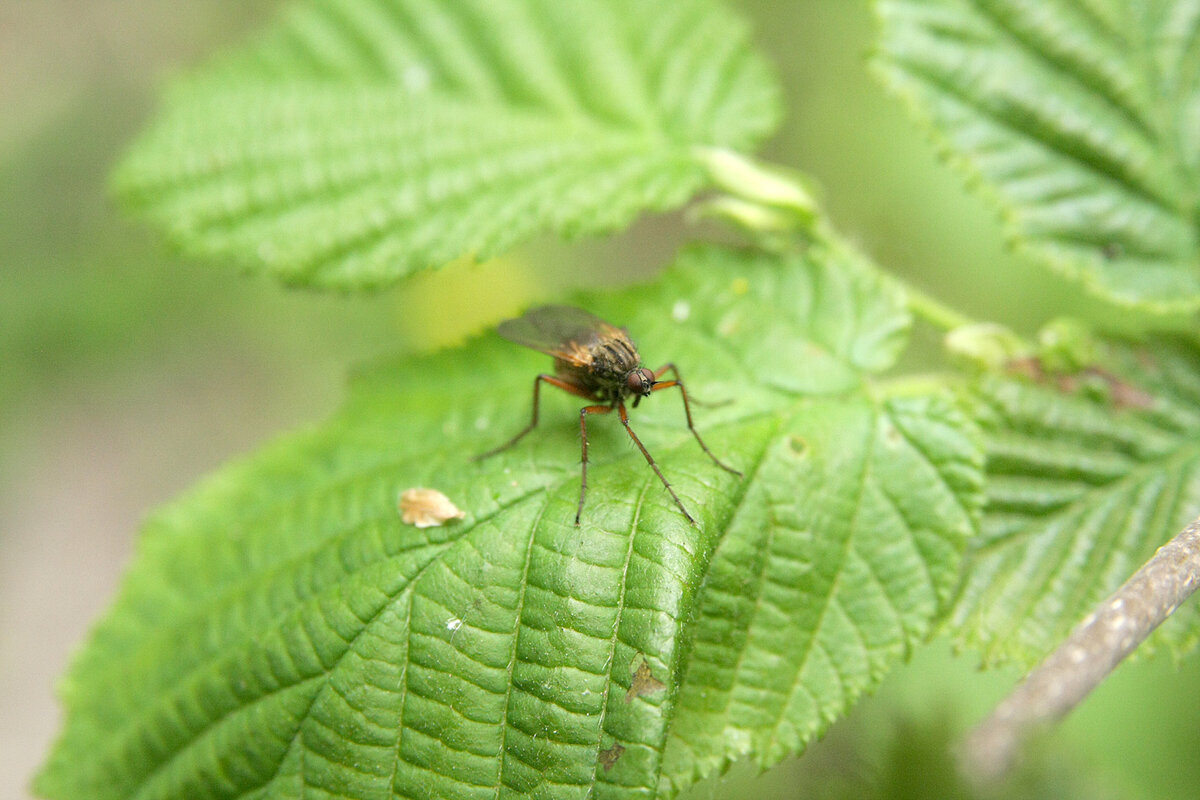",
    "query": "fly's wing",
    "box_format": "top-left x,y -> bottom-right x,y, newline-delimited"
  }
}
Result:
496,305 -> 615,362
